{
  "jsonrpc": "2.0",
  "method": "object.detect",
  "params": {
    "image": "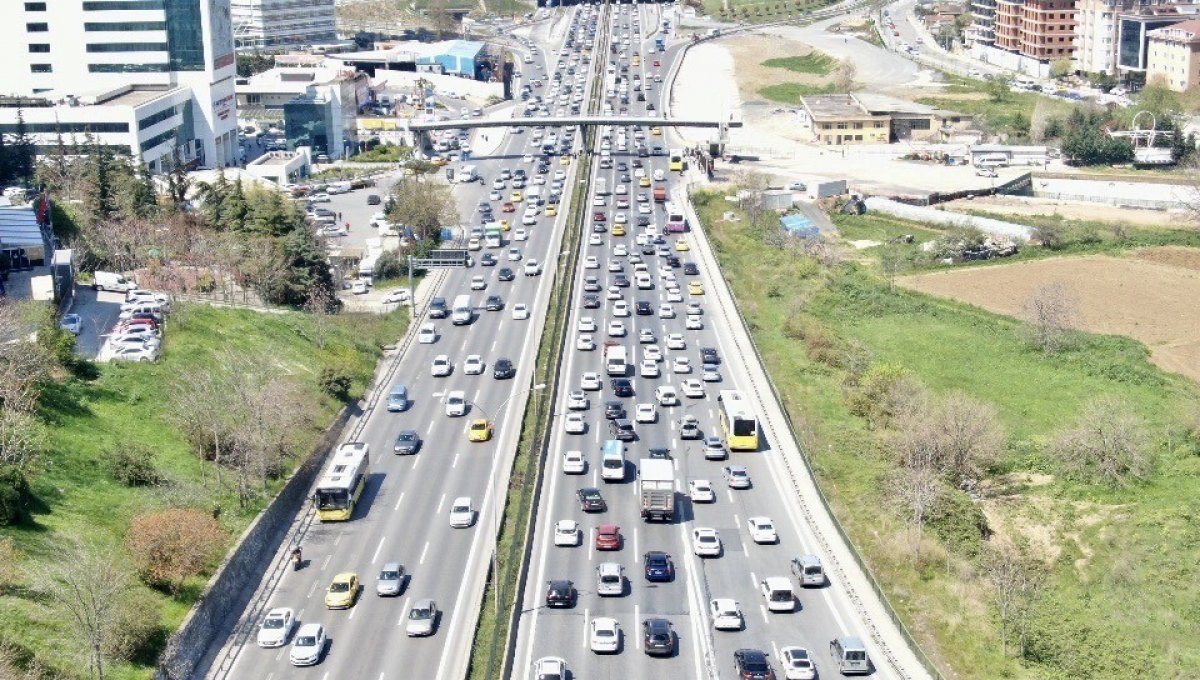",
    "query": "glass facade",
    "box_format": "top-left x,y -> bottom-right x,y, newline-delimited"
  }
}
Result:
84,1 -> 165,8
89,63 -> 171,72
143,126 -> 181,151
138,104 -> 180,130
87,42 -> 169,52
1119,17 -> 1182,71
164,0 -> 204,71
85,22 -> 167,31
284,97 -> 331,156
0,122 -> 130,133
